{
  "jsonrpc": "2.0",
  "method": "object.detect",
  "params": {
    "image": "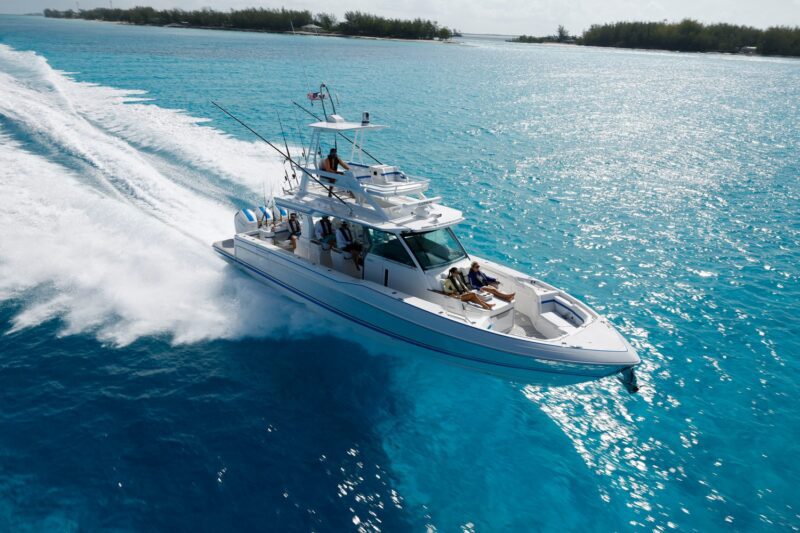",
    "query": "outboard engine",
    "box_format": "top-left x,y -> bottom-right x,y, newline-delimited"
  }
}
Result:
272,207 -> 289,233
234,208 -> 258,234
256,205 -> 273,227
